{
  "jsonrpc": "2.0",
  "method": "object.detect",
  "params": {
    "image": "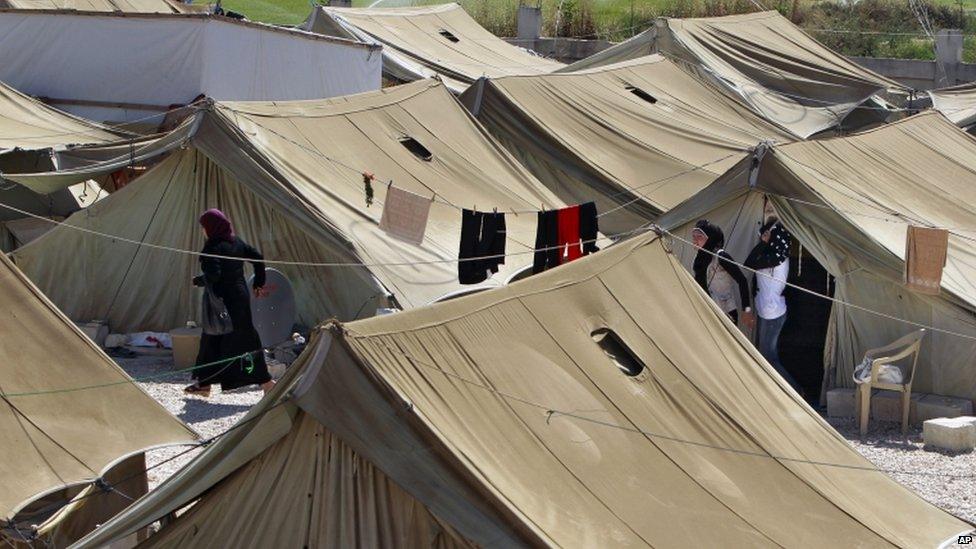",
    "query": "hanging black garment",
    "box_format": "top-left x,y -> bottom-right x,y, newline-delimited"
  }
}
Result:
579,201 -> 599,255
459,209 -> 508,284
533,209 -> 560,274
192,236 -> 270,390
459,209 -> 488,284
480,212 -> 506,274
